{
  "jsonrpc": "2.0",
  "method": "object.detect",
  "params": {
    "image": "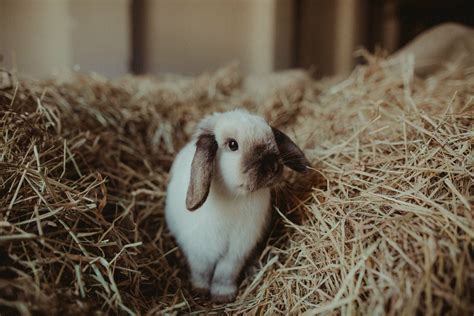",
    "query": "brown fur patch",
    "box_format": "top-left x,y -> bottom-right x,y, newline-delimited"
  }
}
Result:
242,143 -> 281,191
